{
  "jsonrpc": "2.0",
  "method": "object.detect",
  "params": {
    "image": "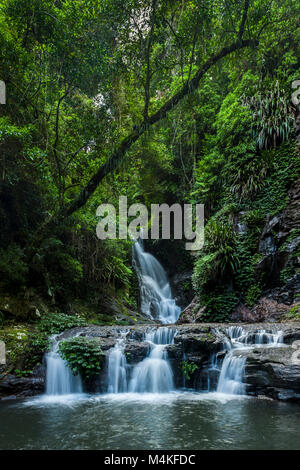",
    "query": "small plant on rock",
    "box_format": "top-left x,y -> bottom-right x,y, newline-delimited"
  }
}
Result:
180,360 -> 198,381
